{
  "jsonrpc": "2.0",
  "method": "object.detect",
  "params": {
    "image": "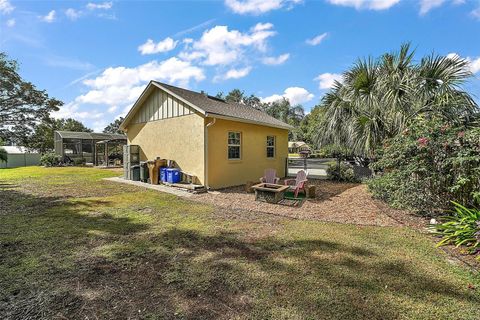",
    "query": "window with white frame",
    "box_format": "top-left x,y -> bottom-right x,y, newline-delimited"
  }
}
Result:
266,136 -> 275,158
228,132 -> 241,160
